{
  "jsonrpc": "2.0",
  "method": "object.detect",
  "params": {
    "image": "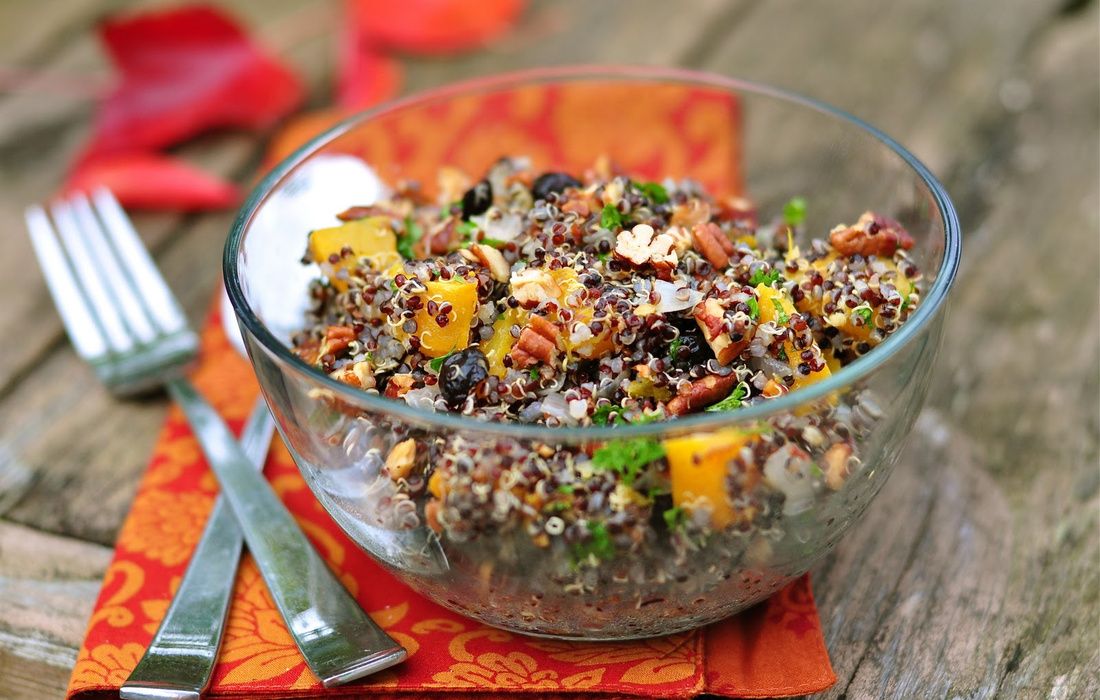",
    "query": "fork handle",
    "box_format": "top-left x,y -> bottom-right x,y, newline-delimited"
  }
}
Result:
162,379 -> 406,687
121,397 -> 274,700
